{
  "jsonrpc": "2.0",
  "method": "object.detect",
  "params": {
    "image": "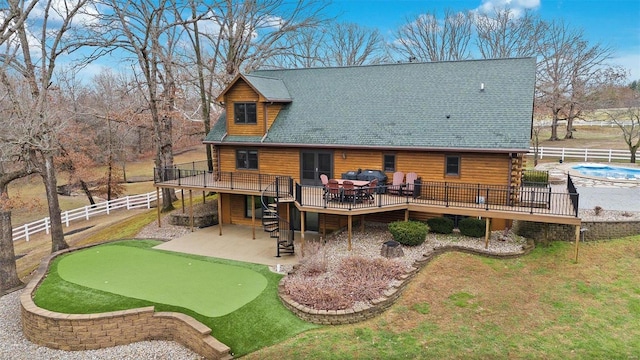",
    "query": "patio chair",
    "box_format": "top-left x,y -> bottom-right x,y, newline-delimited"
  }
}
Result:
326,179 -> 341,201
387,171 -> 404,195
361,178 -> 377,203
320,174 -> 329,198
342,180 -> 356,203
402,172 -> 418,196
